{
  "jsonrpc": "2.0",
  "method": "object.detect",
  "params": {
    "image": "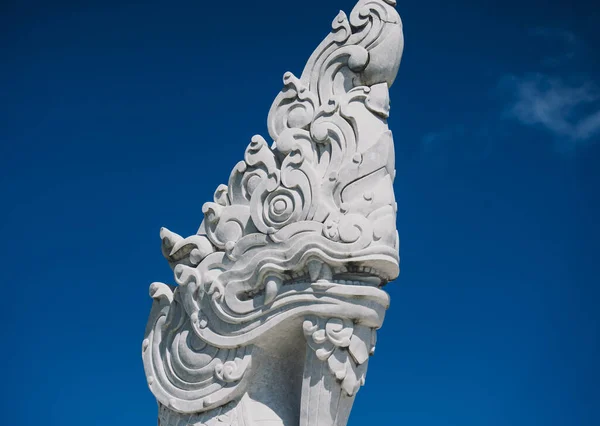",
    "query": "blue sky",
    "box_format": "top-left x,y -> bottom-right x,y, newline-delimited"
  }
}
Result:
1,0 -> 598,425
